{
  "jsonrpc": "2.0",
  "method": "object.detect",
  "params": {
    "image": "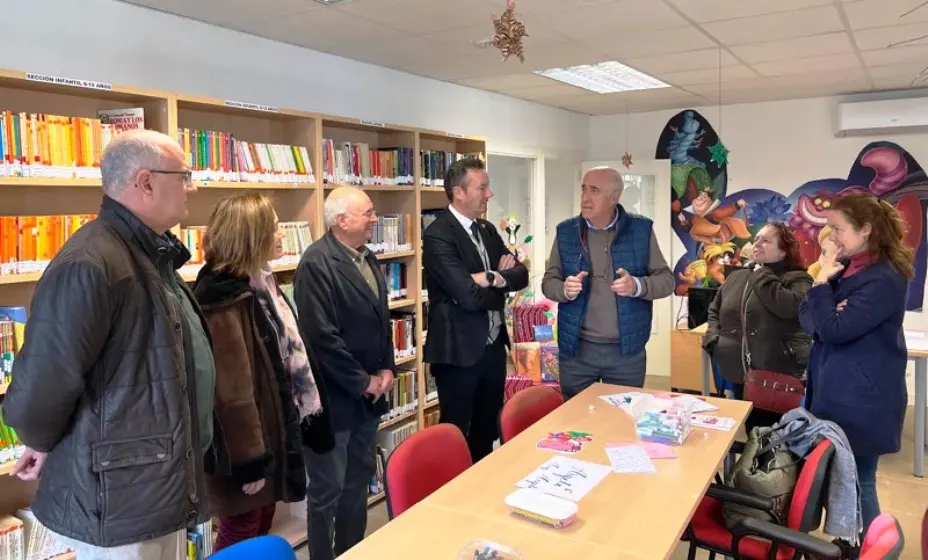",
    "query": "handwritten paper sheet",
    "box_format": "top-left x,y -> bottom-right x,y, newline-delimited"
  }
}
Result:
607,441 -> 677,460
515,456 -> 611,502
691,415 -> 736,431
604,445 -> 656,474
